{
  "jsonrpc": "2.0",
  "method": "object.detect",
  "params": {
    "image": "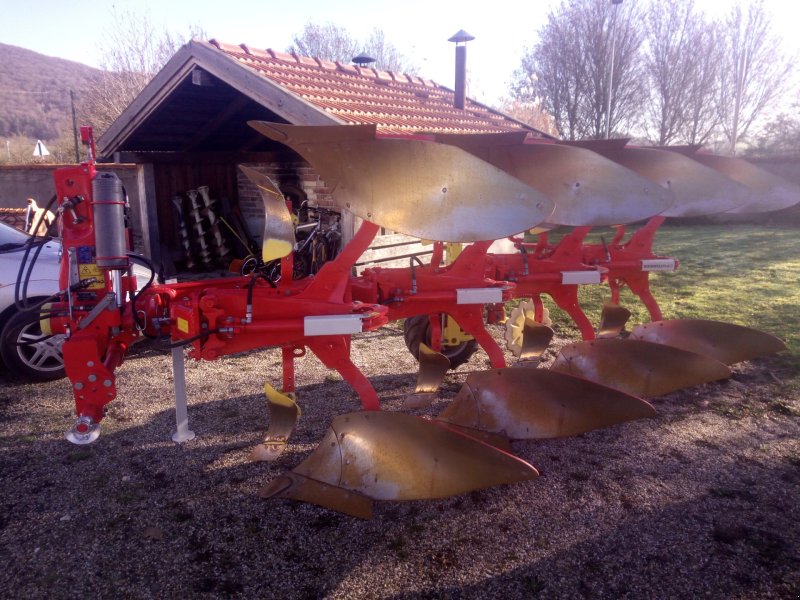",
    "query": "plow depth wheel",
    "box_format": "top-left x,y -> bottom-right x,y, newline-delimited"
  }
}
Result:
403,315 -> 477,369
